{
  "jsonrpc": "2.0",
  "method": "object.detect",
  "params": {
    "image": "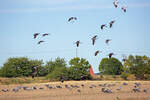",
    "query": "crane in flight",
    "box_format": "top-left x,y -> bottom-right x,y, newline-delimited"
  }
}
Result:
101,24 -> 107,30
105,39 -> 111,45
95,50 -> 101,56
109,20 -> 115,28
121,6 -> 127,12
33,33 -> 40,39
68,17 -> 77,22
108,53 -> 114,58
113,0 -> 119,8
37,40 -> 45,44
92,35 -> 98,45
